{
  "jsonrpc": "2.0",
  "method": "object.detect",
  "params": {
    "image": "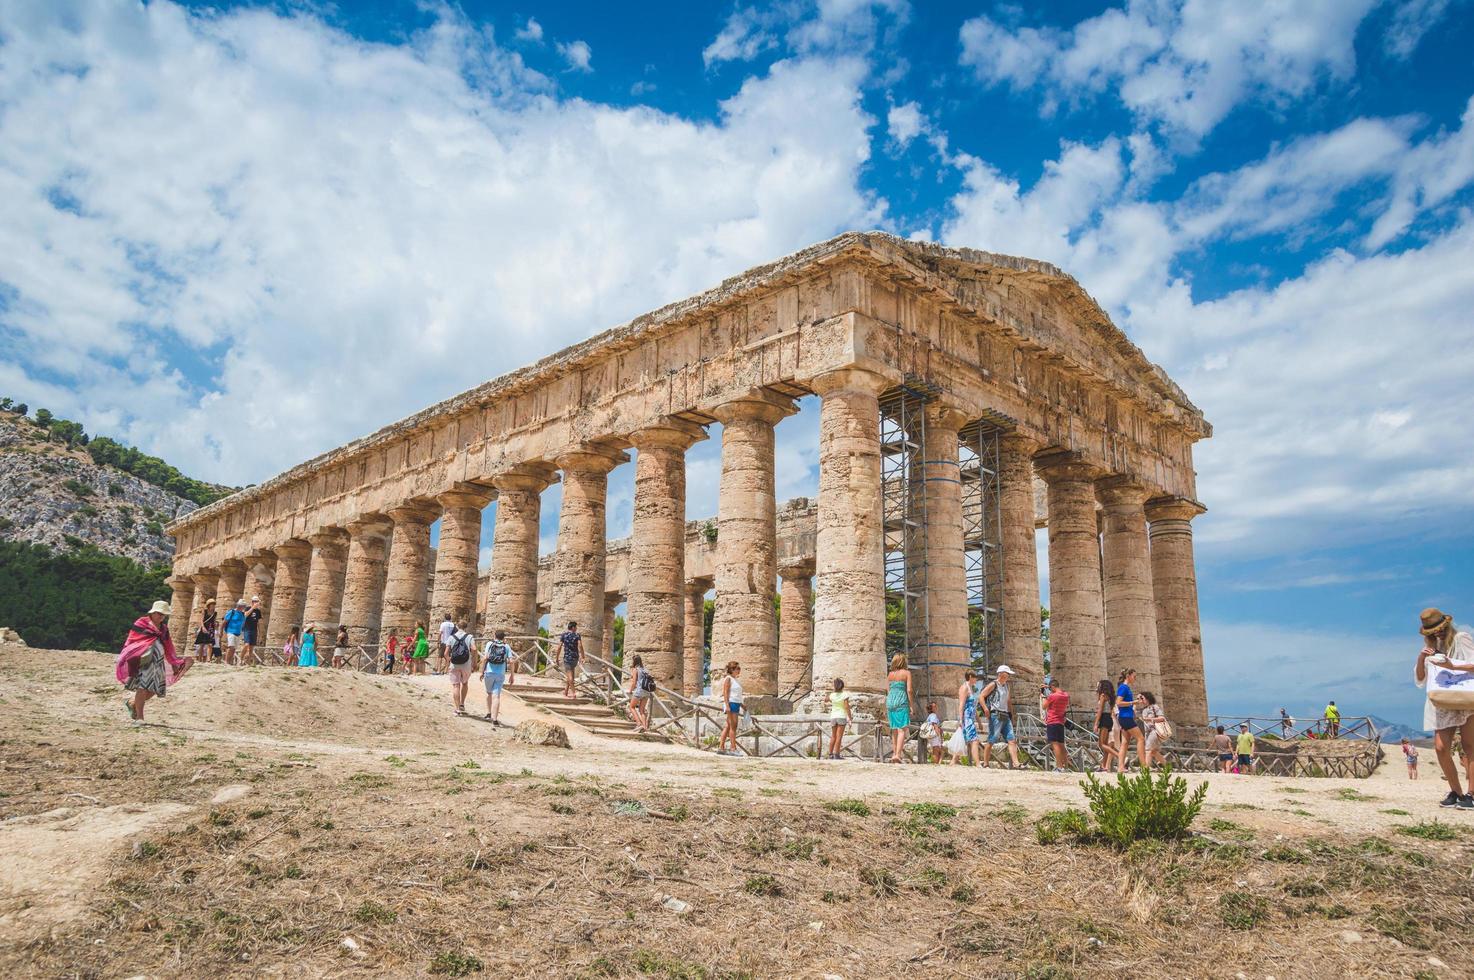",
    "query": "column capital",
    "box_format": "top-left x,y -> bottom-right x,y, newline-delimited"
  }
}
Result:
346,514 -> 394,539
923,400 -> 971,433
554,443 -> 629,474
1034,450 -> 1106,484
243,550 -> 277,567
218,557 -> 246,572
710,388 -> 797,426
272,538 -> 313,560
492,463 -> 559,494
686,576 -> 714,595
628,418 -> 708,452
436,482 -> 496,510
1145,495 -> 1207,522
166,574 -> 195,590
307,527 -> 350,548
1095,477 -> 1151,510
387,503 -> 440,526
808,367 -> 890,398
999,431 -> 1042,456
778,559 -> 816,579
190,569 -> 219,586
